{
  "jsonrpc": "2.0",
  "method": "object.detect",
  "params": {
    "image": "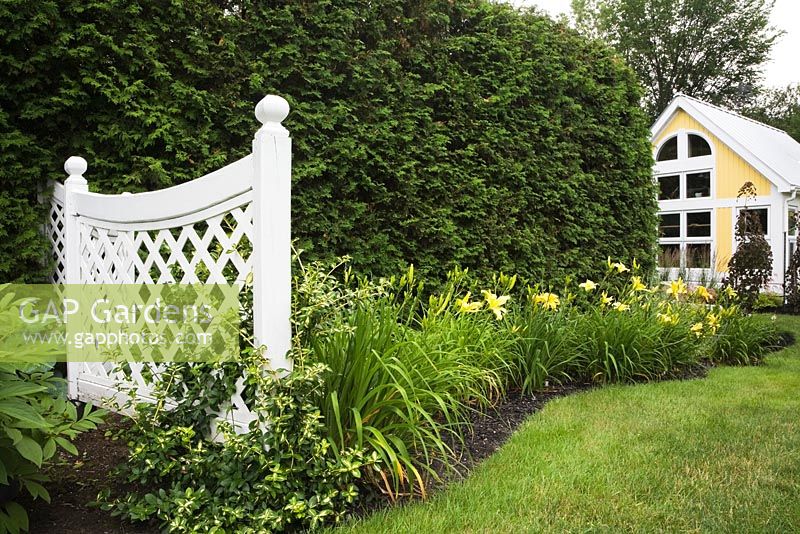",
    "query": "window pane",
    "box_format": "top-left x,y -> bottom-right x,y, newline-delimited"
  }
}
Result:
656,137 -> 678,161
789,210 -> 797,234
686,243 -> 711,268
658,244 -> 681,268
688,134 -> 712,157
686,172 -> 710,198
658,175 -> 680,200
659,213 -> 680,238
741,208 -> 768,234
686,211 -> 711,237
